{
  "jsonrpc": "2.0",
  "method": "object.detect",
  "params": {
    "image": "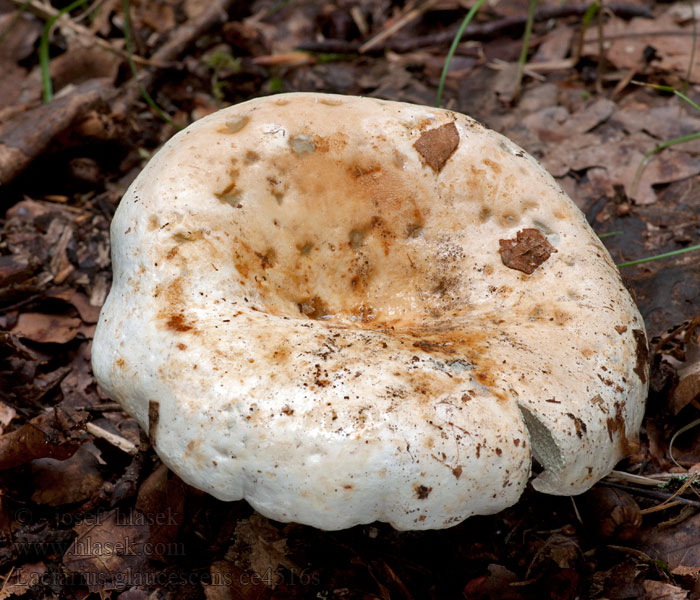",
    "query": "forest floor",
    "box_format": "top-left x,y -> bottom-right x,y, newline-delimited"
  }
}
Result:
1,0 -> 700,598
